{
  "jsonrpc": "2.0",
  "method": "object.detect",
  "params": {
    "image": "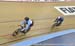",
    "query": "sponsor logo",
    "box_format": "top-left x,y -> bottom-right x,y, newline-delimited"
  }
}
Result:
54,6 -> 75,15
